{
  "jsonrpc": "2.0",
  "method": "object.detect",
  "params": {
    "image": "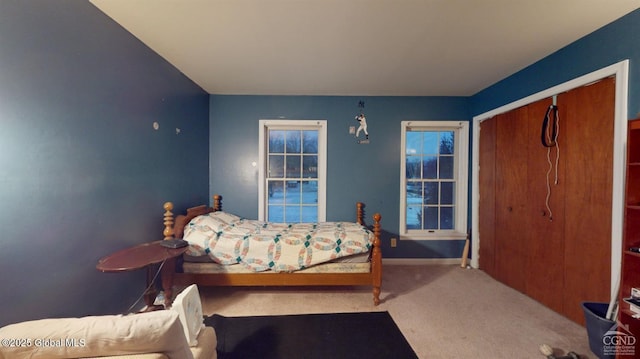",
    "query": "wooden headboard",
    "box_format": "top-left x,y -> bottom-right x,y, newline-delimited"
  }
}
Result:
163,194 -> 222,239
